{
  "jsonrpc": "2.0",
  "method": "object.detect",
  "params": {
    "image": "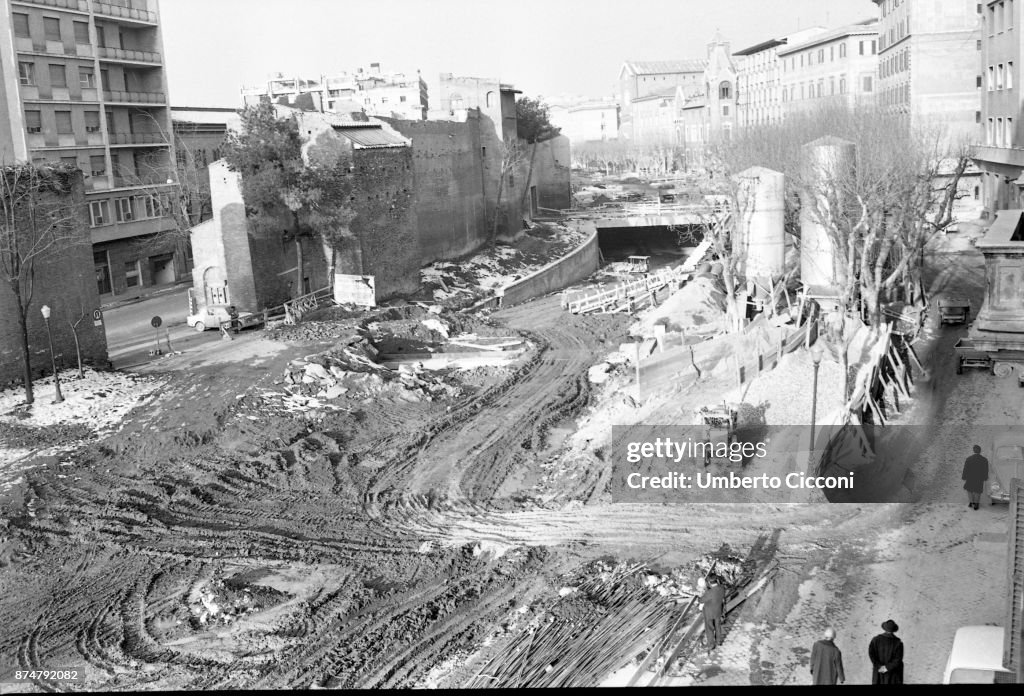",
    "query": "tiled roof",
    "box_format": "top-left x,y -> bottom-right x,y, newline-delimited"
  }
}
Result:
623,59 -> 707,75
333,125 -> 409,148
632,86 -> 680,103
778,19 -> 879,56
